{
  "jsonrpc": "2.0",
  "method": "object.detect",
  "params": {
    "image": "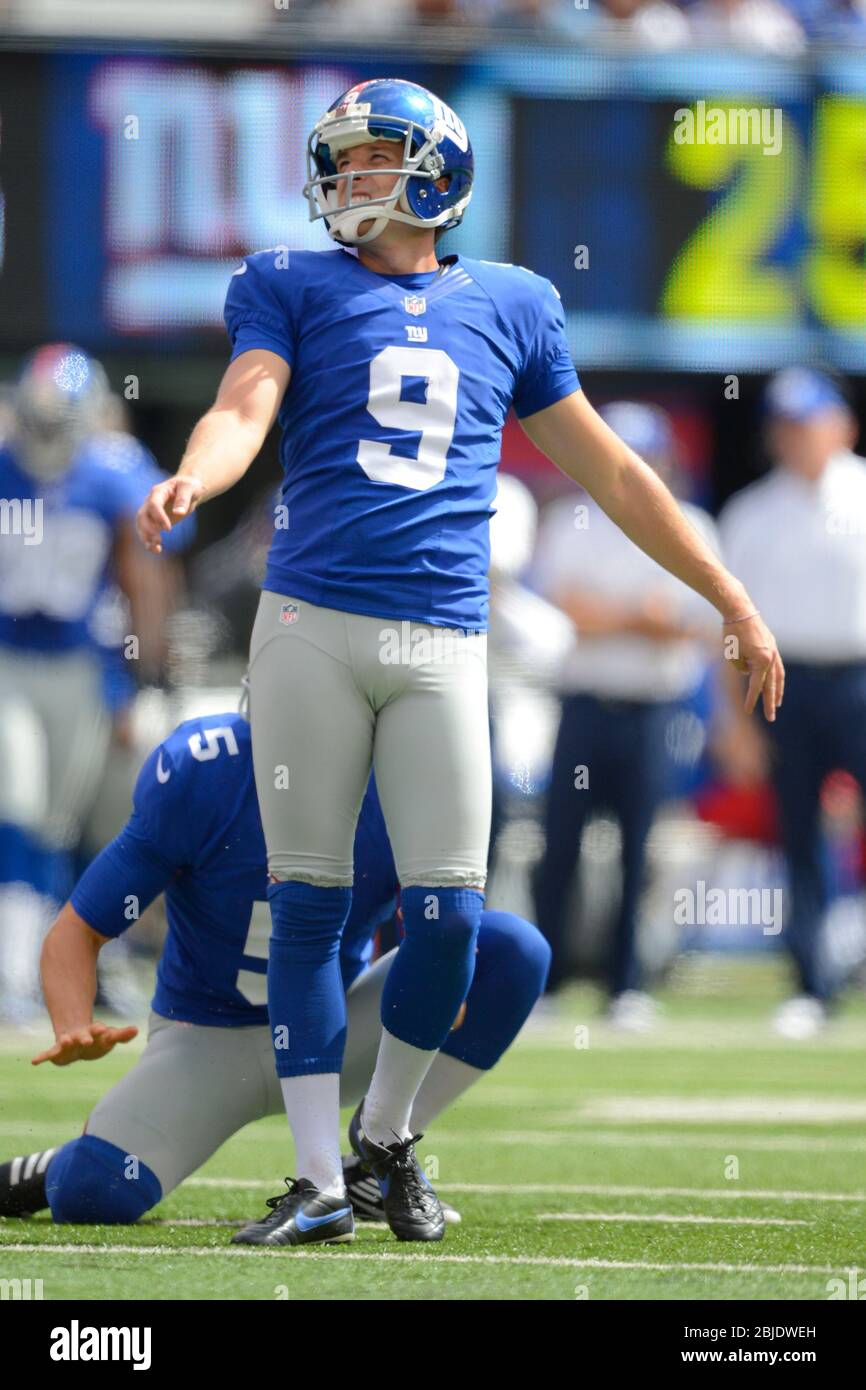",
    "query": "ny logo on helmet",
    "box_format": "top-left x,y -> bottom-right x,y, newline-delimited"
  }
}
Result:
403,295 -> 426,317
429,95 -> 469,153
